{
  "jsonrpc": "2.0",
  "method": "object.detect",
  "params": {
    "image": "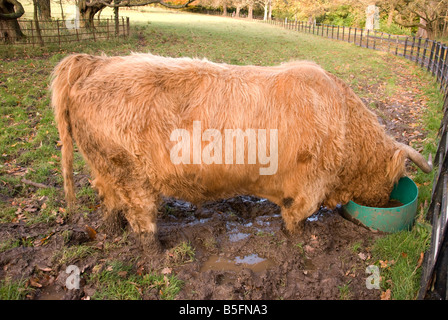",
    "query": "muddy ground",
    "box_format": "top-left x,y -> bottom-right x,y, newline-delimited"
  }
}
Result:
0,193 -> 384,300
